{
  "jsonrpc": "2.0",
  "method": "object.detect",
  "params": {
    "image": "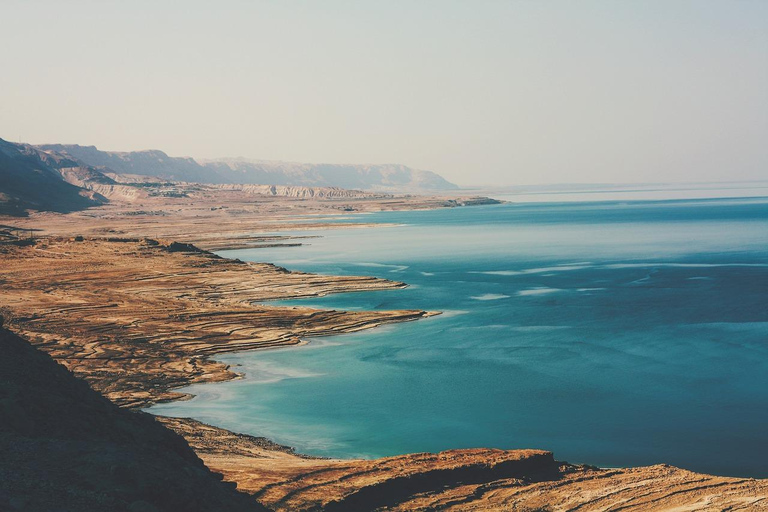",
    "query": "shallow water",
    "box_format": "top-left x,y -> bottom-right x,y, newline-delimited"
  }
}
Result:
150,195 -> 768,477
